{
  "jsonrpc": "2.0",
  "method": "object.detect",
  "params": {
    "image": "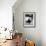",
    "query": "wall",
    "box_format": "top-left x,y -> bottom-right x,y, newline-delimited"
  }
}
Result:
13,0 -> 41,46
0,0 -> 16,30
41,0 -> 46,46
